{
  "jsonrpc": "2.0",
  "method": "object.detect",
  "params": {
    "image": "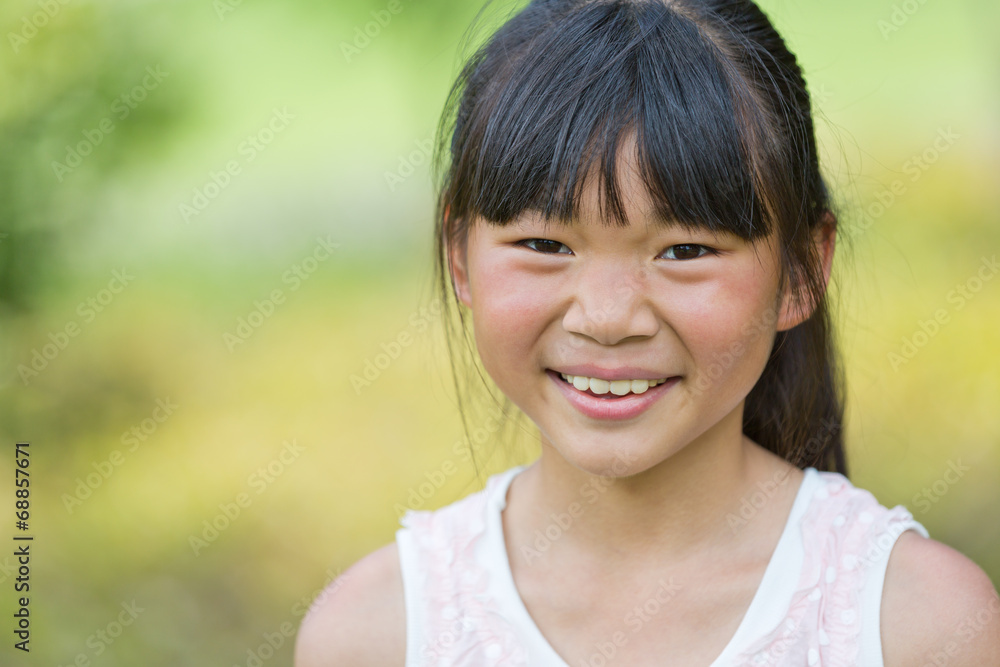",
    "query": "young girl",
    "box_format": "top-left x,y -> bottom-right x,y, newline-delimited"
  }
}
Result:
296,1 -> 1000,665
